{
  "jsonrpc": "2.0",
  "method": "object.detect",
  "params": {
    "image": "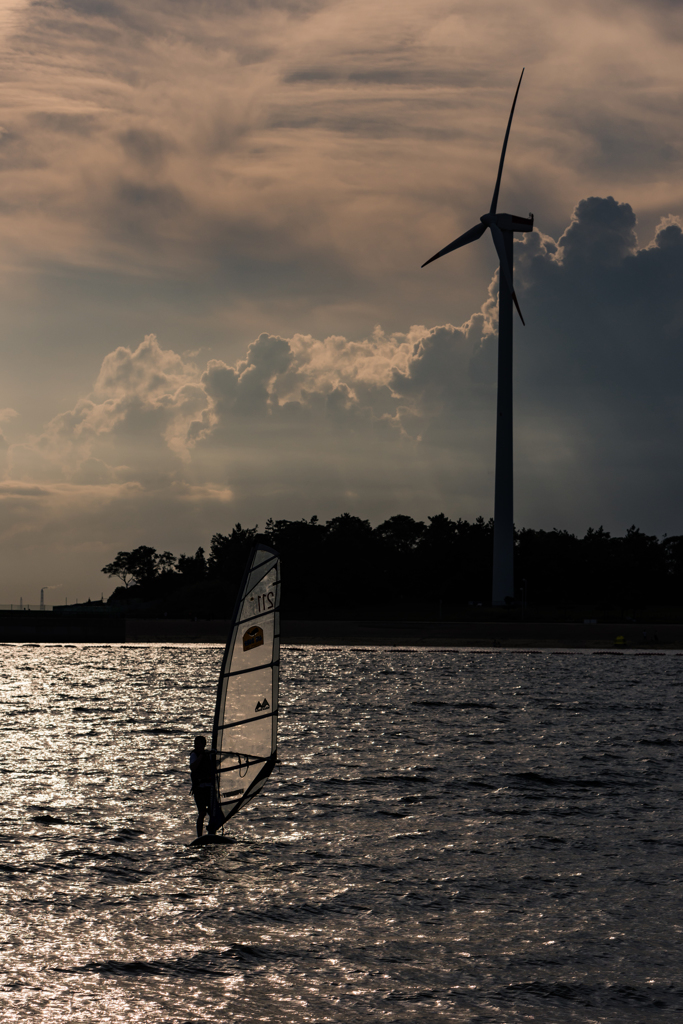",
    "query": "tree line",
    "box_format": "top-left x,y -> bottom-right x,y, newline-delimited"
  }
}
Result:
101,514 -> 683,618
